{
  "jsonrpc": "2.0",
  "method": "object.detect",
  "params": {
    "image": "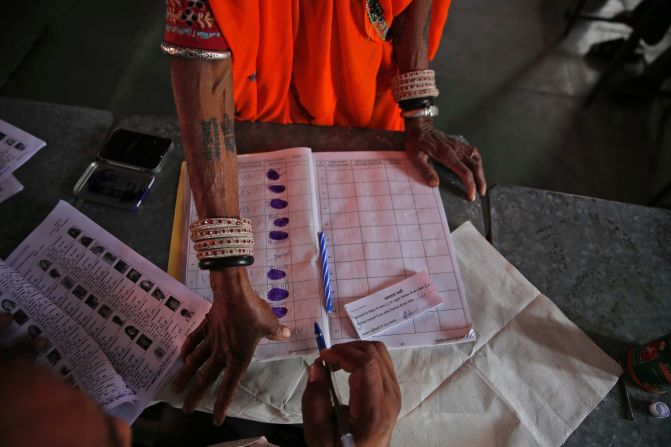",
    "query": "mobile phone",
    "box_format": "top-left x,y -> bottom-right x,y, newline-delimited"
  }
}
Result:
73,161 -> 155,209
98,129 -> 173,174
